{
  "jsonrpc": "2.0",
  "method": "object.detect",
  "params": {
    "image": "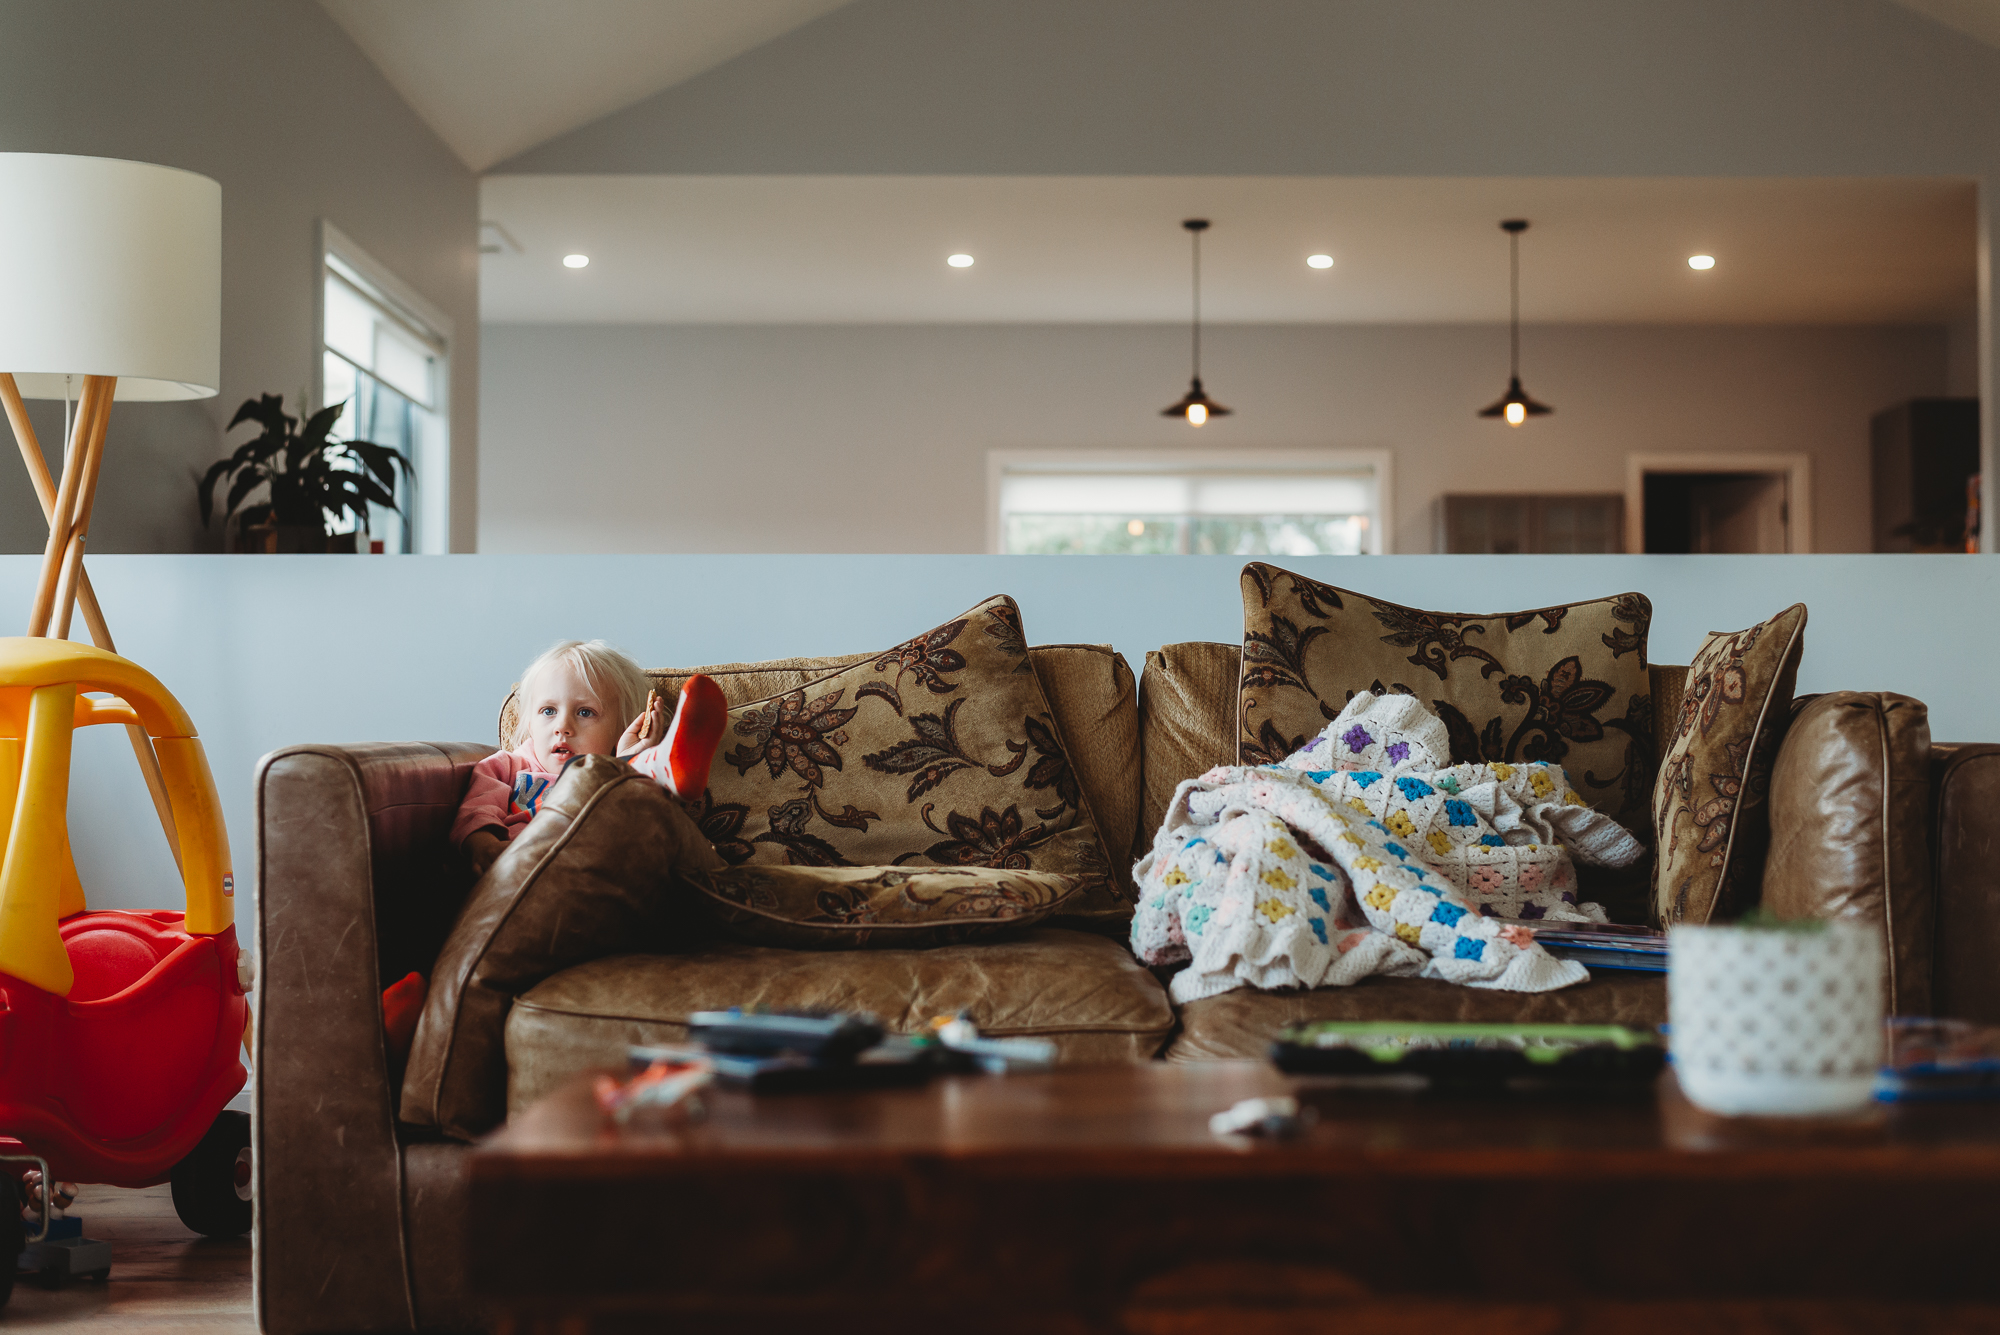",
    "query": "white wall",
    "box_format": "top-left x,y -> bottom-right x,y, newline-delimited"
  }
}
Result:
7,551 -> 1992,916
480,322 -> 1944,555
0,0 -> 480,554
